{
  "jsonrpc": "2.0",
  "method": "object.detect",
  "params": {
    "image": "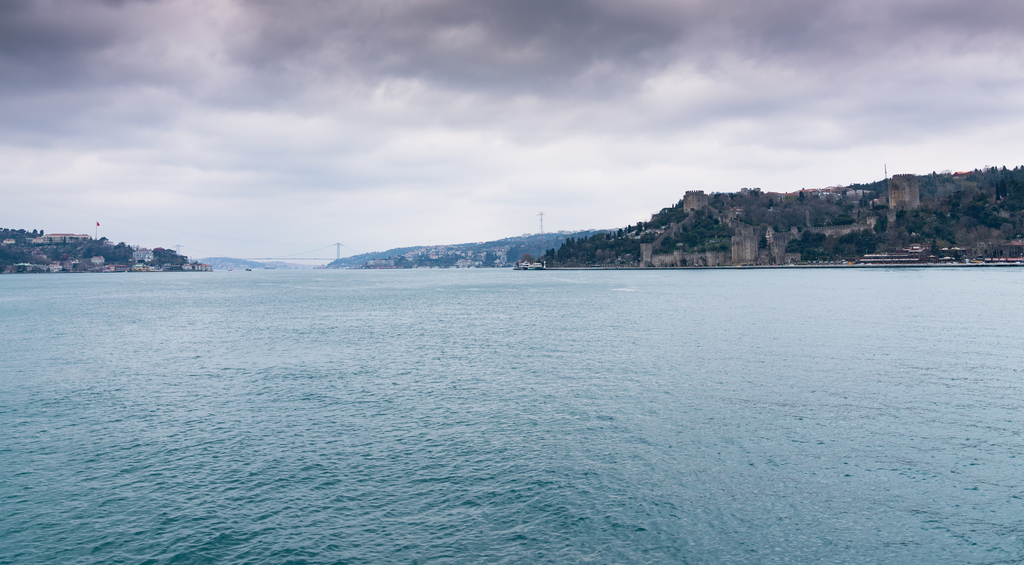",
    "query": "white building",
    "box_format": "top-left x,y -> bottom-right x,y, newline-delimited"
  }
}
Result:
365,259 -> 395,268
32,233 -> 92,244
181,263 -> 212,271
132,249 -> 154,262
